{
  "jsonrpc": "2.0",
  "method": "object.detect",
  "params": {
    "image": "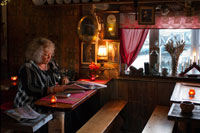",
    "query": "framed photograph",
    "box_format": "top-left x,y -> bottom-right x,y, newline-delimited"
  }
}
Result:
104,13 -> 119,40
107,41 -> 120,63
138,6 -> 155,25
81,42 -> 97,64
